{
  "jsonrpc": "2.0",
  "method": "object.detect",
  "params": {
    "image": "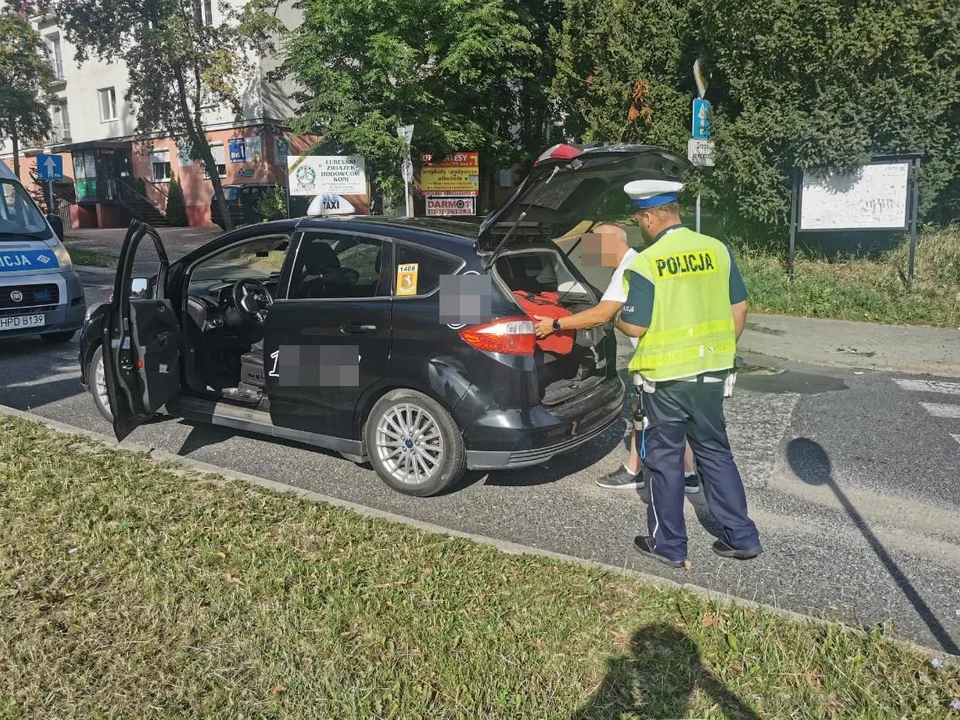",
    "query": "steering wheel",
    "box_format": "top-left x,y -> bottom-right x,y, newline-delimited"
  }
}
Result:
231,278 -> 273,324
